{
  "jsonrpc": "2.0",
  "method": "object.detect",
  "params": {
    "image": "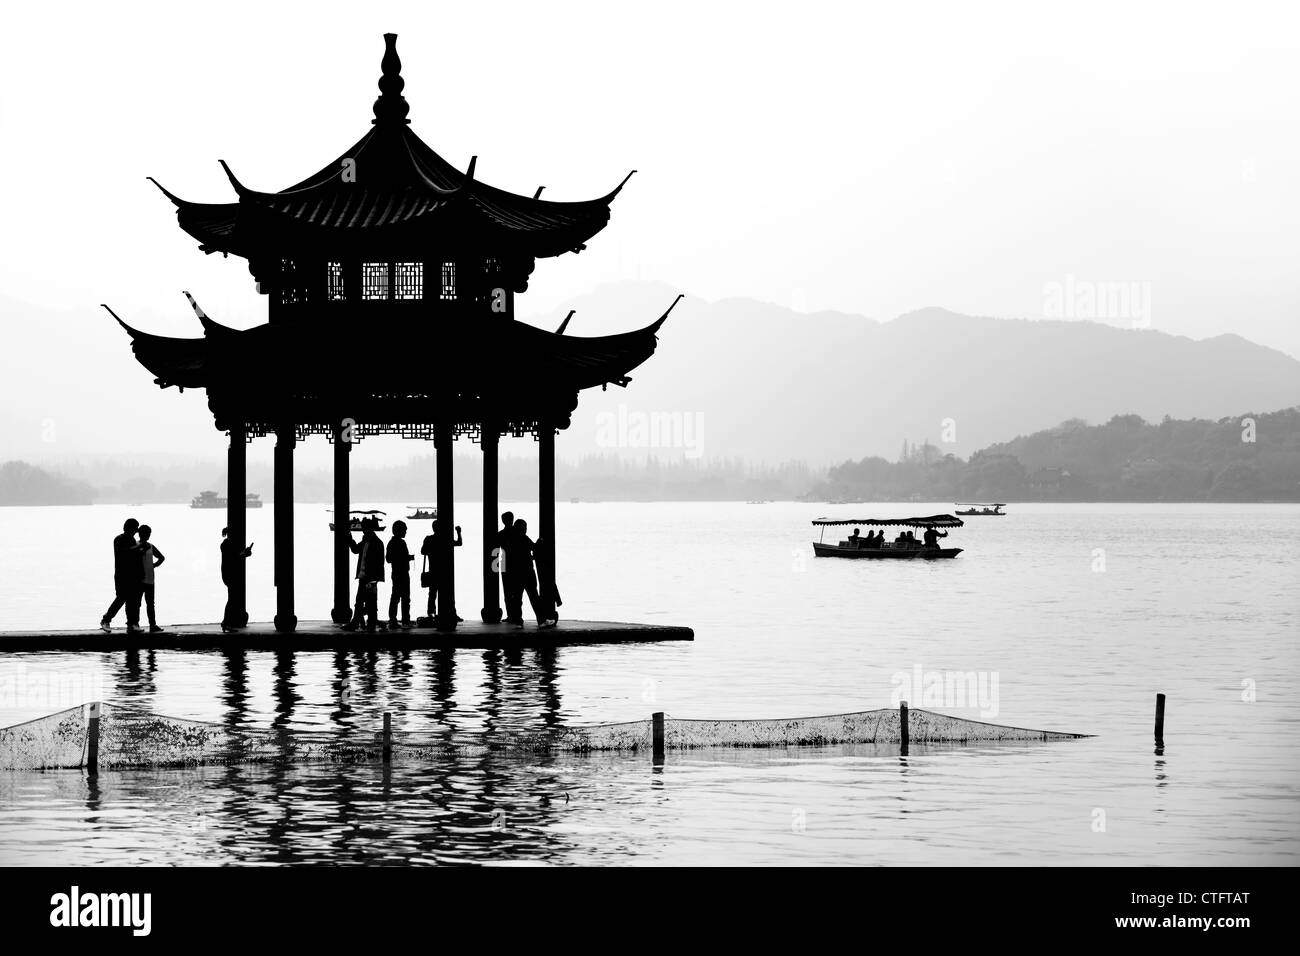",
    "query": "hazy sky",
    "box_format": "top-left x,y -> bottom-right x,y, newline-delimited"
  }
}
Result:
1,0 -> 1297,356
